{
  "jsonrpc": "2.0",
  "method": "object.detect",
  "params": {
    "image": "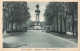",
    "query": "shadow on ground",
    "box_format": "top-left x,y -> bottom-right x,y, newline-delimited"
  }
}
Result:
3,42 -> 28,48
50,32 -> 78,43
3,32 -> 26,39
